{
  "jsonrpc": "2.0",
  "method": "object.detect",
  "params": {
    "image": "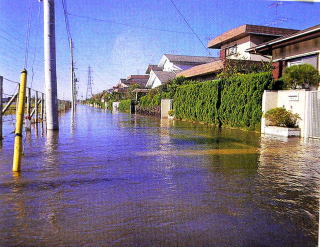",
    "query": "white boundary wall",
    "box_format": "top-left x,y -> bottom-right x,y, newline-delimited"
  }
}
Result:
161,99 -> 173,118
262,90 -> 320,138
